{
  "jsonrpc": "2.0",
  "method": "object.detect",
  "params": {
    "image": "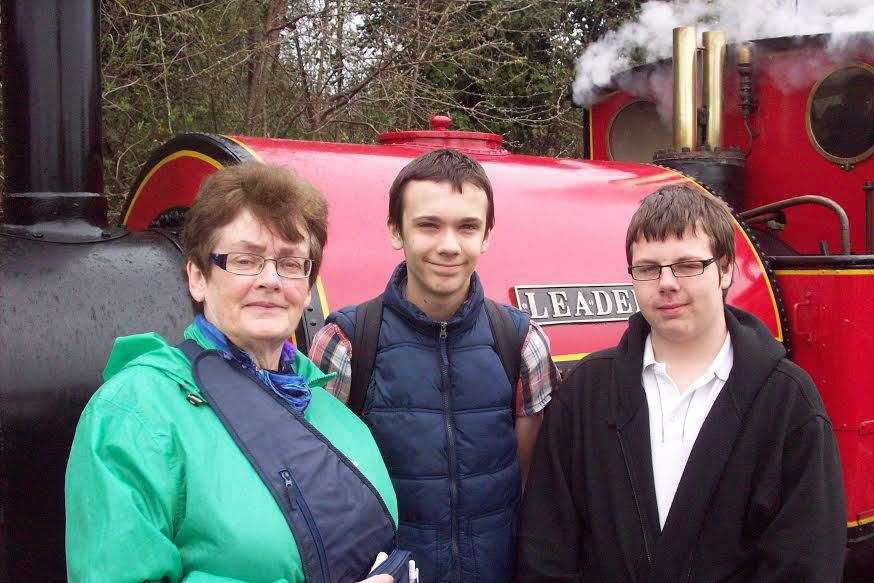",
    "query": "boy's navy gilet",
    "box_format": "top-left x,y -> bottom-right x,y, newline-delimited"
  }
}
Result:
330,264 -> 530,583
176,340 -> 399,583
